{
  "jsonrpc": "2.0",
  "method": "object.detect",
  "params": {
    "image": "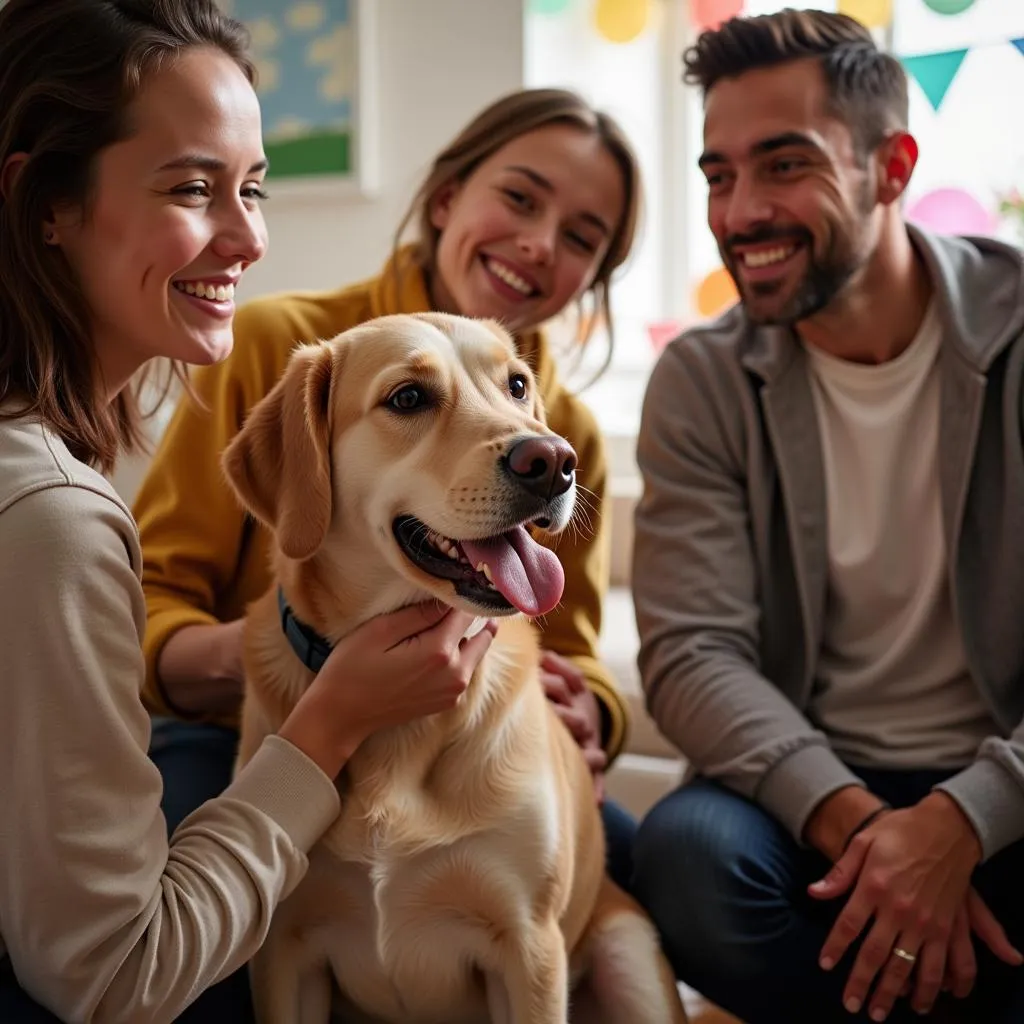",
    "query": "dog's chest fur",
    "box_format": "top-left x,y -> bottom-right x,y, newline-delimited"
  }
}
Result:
272,628 -> 570,1023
